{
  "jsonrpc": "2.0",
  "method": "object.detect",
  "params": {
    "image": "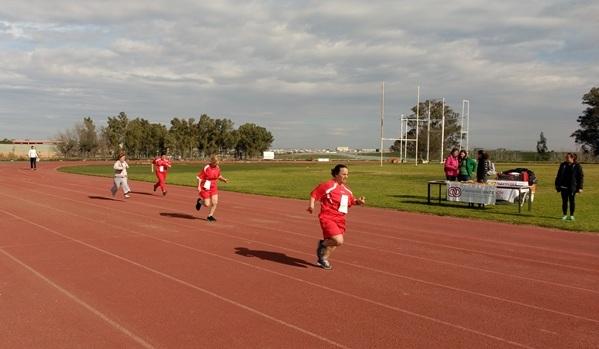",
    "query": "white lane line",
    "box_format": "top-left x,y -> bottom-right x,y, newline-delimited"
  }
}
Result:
0,247 -> 154,349
0,209 -> 349,349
